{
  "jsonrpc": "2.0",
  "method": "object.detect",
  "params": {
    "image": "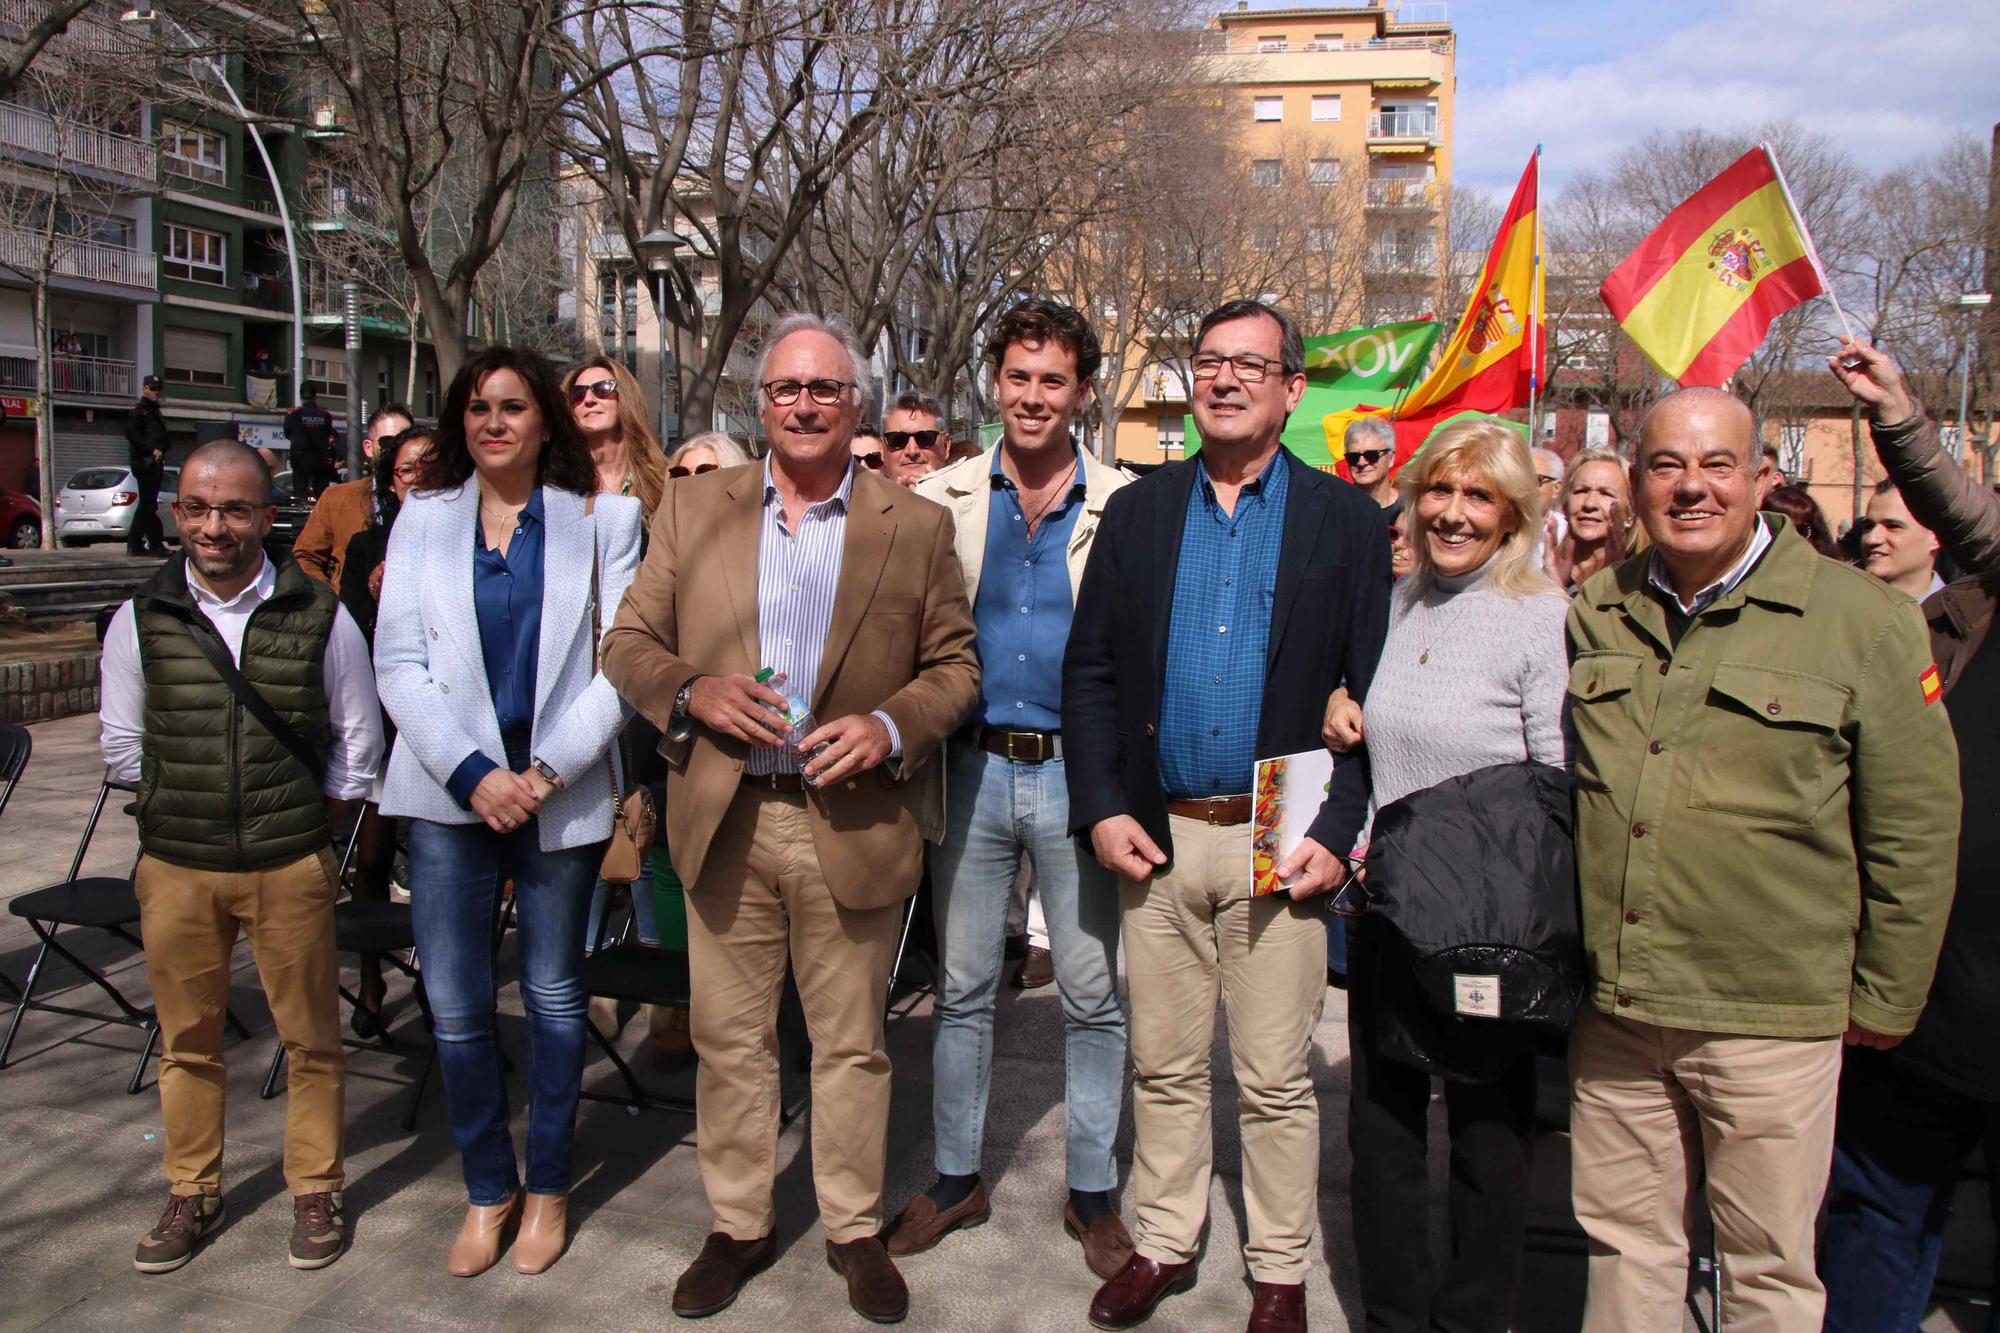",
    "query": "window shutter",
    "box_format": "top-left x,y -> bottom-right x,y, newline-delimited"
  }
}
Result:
163,327 -> 228,376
